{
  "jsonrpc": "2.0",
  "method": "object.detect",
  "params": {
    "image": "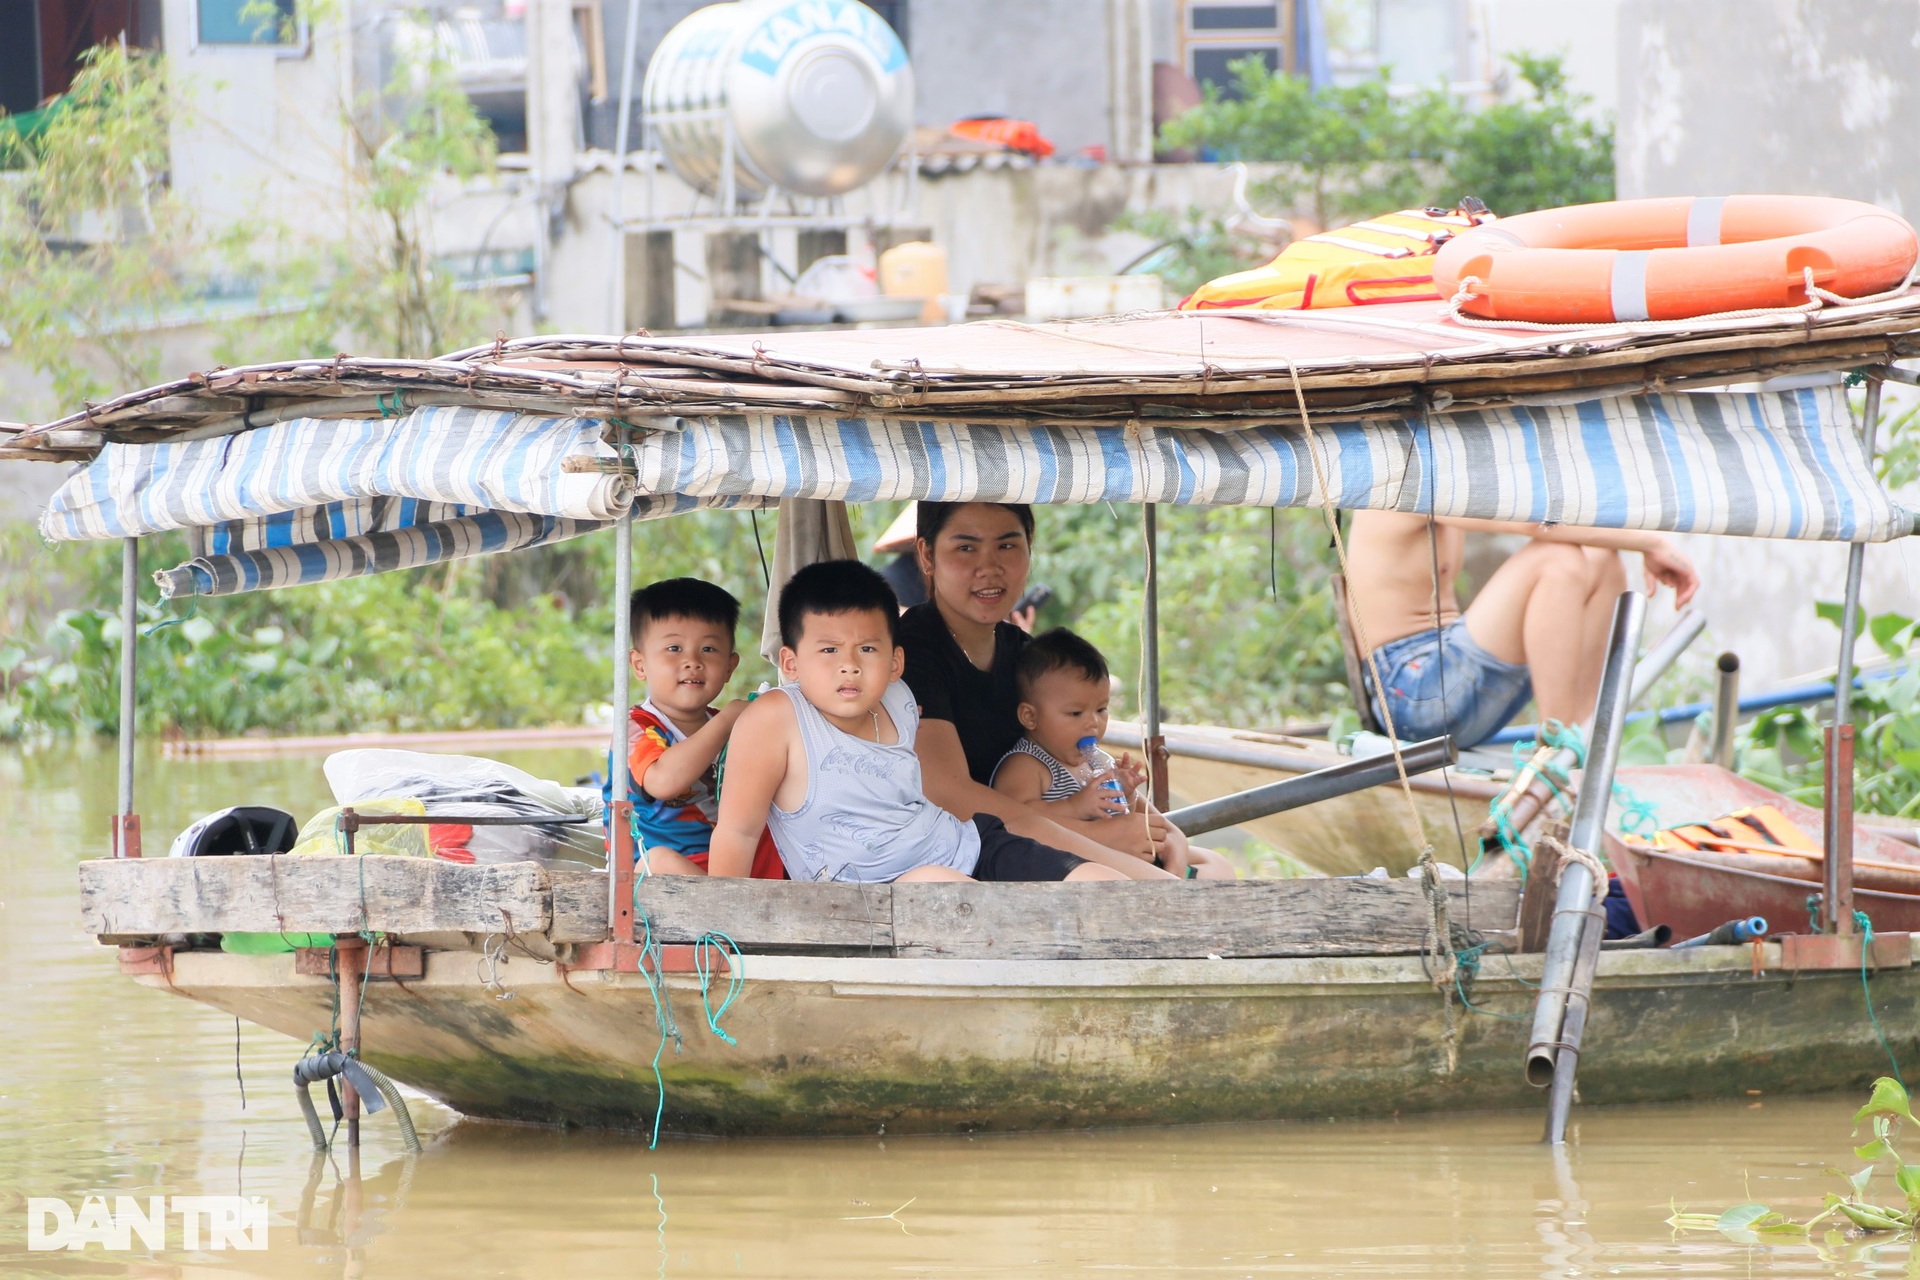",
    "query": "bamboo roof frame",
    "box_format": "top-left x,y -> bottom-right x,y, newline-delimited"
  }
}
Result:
7,291 -> 1920,464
